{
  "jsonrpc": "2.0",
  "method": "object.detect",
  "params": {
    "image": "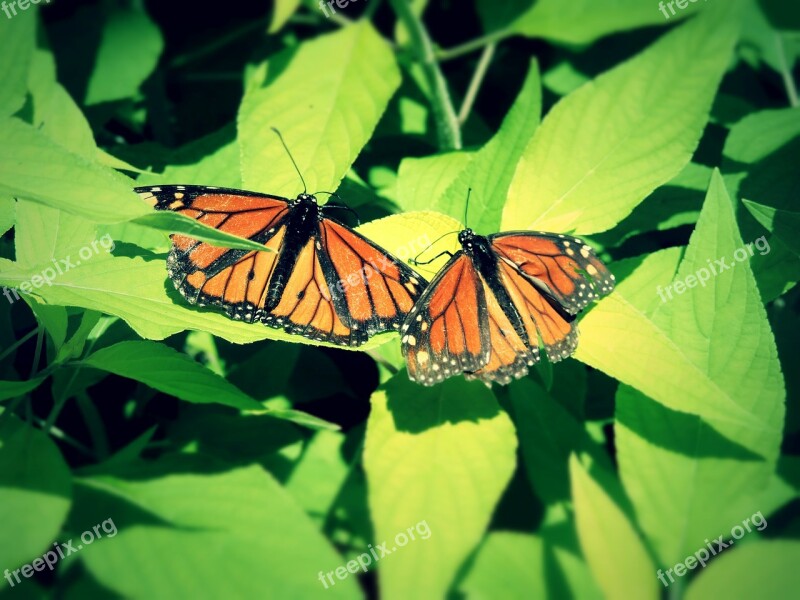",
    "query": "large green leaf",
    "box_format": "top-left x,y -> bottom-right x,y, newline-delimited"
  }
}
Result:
458,531 -> 602,600
74,455 -> 362,599
510,0 -> 700,44
397,151 -> 474,215
569,454 -> 658,600
27,48 -> 96,158
685,541 -> 800,599
239,22 -> 400,197
84,5 -> 164,105
82,341 -> 264,410
0,118 -> 148,223
575,172 -> 784,429
0,418 -> 72,585
611,170 -> 785,565
503,2 -> 740,235
0,8 -> 35,118
14,199 -> 98,269
362,375 -> 517,600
